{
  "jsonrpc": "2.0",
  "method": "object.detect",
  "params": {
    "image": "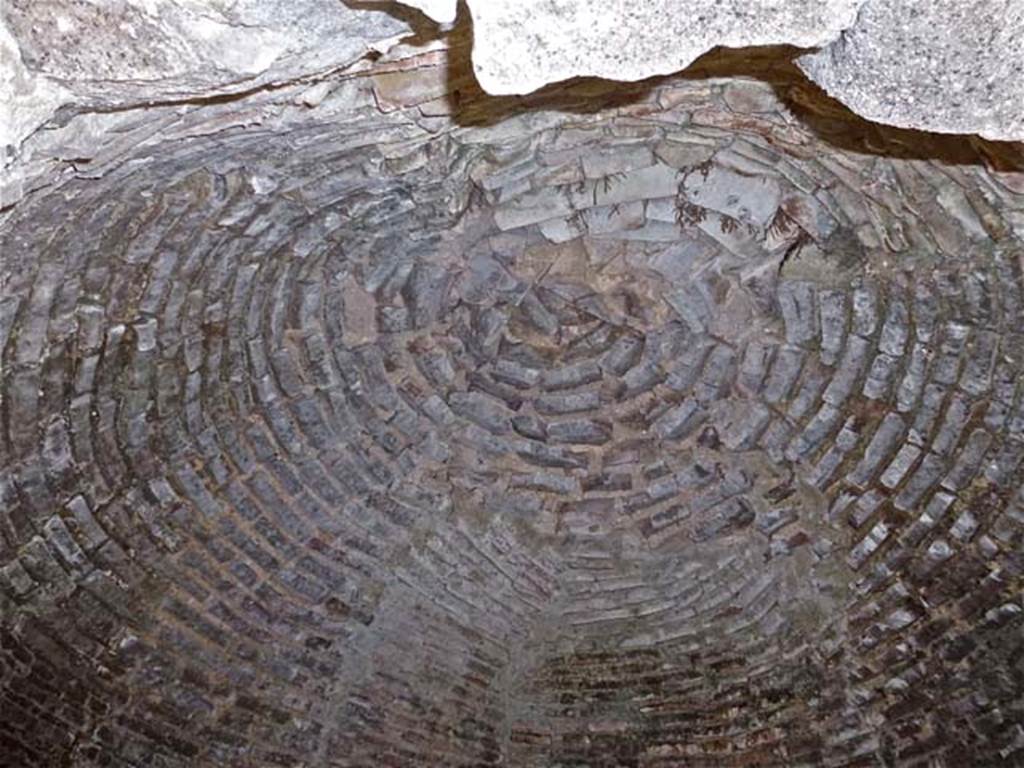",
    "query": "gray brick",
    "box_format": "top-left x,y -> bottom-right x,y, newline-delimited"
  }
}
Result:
547,418 -> 612,445
665,340 -> 712,393
880,443 -> 922,489
848,413 -> 905,488
666,284 -> 712,334
862,353 -> 900,401
66,495 -> 109,550
786,402 -> 841,461
912,282 -> 940,342
600,334 -> 644,376
512,414 -> 548,440
878,298 -> 909,357
778,281 -> 817,346
738,342 -> 771,395
492,359 -> 540,389
540,360 -> 602,391
941,428 -> 993,491
534,390 -> 600,415
516,442 -> 587,470
959,329 -> 998,396
823,335 -> 870,407
850,490 -> 884,529
910,384 -> 947,446
0,559 -> 36,598
622,360 -> 666,397
694,345 -> 736,402
950,510 -> 979,542
786,365 -> 828,424
893,453 -> 945,512
931,392 -> 971,457
818,289 -> 847,367
763,346 -> 804,404
897,342 -> 931,413
847,522 -> 890,570
984,438 -> 1024,487
652,398 -> 704,440
932,323 -> 970,386
852,284 -> 879,337
43,514 -> 89,573
449,391 -> 512,434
